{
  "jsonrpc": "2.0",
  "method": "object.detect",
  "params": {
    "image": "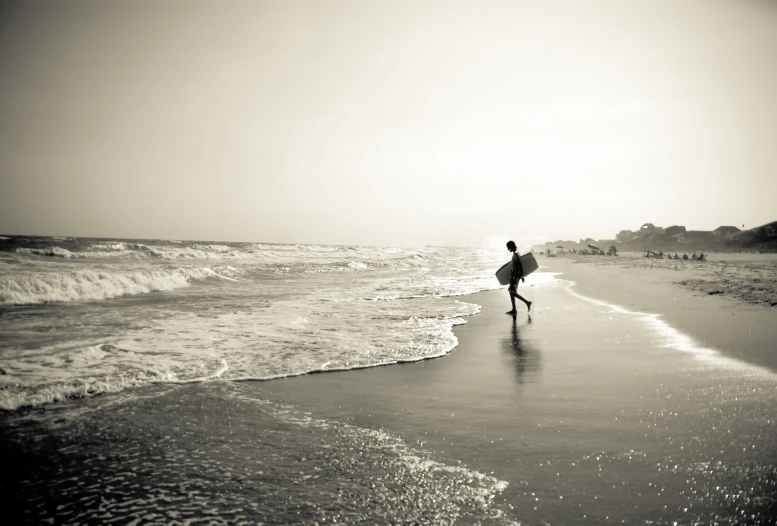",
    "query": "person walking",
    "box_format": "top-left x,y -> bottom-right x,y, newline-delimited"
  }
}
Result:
506,240 -> 532,315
